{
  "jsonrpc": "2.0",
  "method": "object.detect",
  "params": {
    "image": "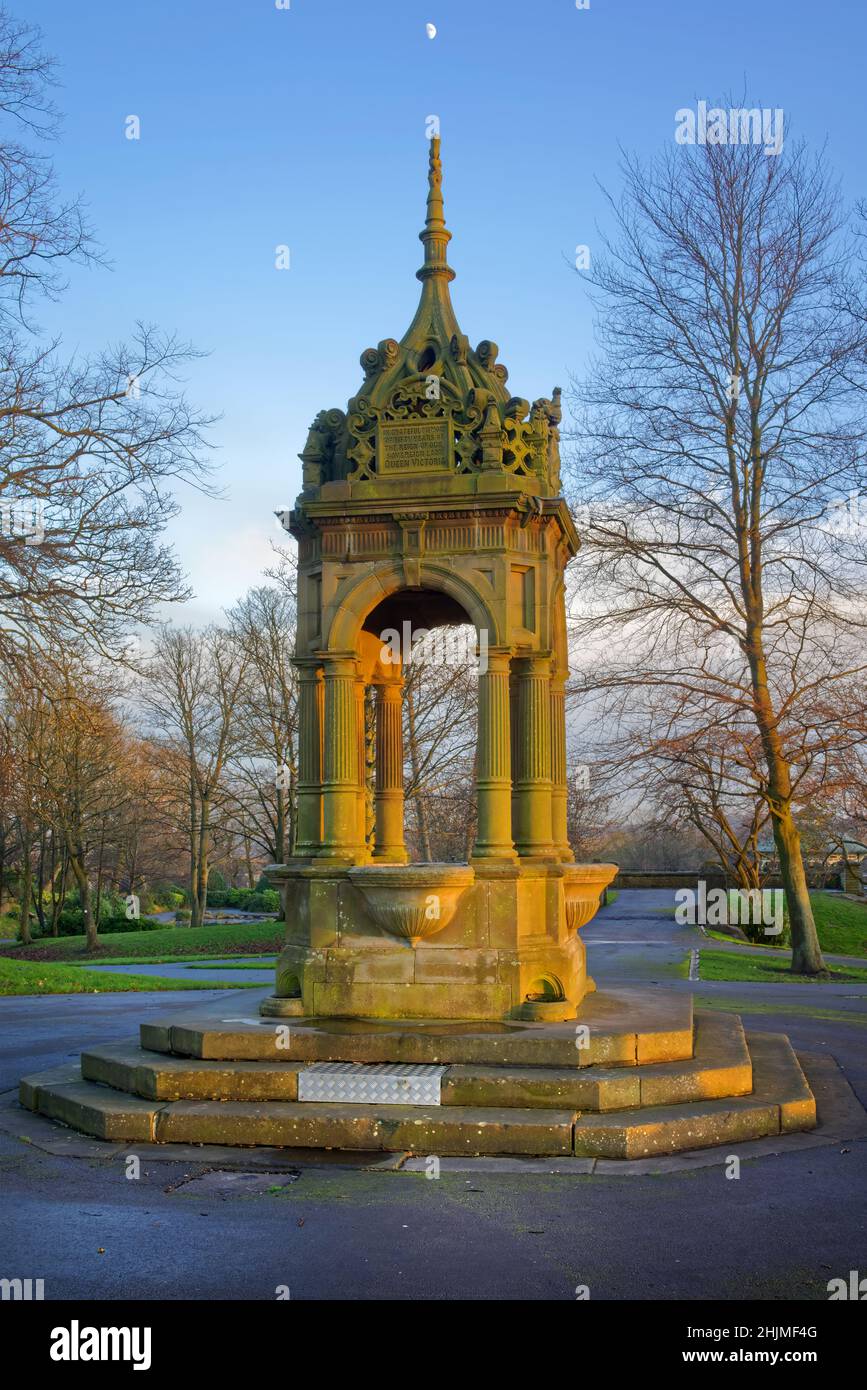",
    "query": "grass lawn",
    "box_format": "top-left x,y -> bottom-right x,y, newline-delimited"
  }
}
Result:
184,959 -> 277,970
808,893 -> 867,957
698,948 -> 867,985
665,889 -> 867,958
63,953 -> 278,967
0,919 -> 284,963
0,957 -> 254,996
